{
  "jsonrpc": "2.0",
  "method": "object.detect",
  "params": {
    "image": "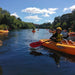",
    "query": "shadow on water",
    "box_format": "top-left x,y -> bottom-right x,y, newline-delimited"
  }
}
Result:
48,49 -> 75,62
30,51 -> 43,56
29,46 -> 75,67
0,66 -> 2,75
